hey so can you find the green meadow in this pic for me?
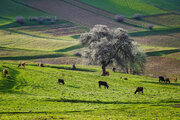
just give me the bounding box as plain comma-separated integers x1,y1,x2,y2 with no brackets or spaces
0,62,179,119
77,0,167,17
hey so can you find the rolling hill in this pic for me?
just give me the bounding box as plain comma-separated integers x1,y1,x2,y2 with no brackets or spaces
0,62,179,119
0,0,180,119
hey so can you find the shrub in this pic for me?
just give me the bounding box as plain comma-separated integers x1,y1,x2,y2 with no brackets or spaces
29,16,32,21
31,16,38,21
133,14,142,20
39,17,44,24
147,24,153,30
54,16,59,21
115,15,124,22
74,52,82,57
15,16,25,24
51,19,55,24
45,16,51,21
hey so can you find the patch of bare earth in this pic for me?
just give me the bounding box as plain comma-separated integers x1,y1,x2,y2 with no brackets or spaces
22,0,140,31
145,56,180,78
133,32,180,47
34,57,82,65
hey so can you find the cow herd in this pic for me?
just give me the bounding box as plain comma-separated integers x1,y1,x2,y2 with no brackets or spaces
1,62,178,95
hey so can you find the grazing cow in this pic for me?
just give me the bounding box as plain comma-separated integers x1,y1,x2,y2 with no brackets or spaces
98,81,109,89
72,64,76,70
3,69,8,77
105,71,109,76
159,76,165,83
124,78,128,80
134,87,143,94
174,77,177,83
165,78,170,84
39,63,44,67
18,62,25,69
112,67,116,72
58,79,65,85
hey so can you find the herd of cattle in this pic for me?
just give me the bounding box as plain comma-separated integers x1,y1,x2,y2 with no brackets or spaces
2,62,178,94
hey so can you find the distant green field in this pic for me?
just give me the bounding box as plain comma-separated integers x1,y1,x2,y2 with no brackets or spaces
141,0,180,12
0,0,47,25
0,62,179,119
143,14,180,28
0,30,78,51
0,0,72,28
77,0,167,17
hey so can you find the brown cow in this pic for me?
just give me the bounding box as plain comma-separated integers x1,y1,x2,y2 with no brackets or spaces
105,71,109,76
18,62,25,69
3,69,8,77
58,79,65,85
98,81,109,89
72,64,76,70
174,77,177,83
39,63,44,67
134,87,143,94
165,78,170,84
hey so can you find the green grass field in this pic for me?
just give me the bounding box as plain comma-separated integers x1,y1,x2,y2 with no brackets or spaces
0,0,48,25
141,0,180,12
0,62,179,119
77,0,167,17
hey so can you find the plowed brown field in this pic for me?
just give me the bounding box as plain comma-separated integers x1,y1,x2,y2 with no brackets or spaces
23,0,141,31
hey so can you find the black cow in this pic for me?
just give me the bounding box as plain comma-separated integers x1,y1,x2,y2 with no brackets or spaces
134,87,143,94
58,79,65,85
159,76,165,83
98,81,109,89
112,67,116,72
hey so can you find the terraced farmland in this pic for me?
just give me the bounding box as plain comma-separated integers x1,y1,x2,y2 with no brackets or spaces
0,0,180,119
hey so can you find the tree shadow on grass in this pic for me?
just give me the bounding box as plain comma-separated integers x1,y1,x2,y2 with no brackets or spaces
45,65,96,72
146,49,180,56
54,44,83,52
0,67,21,93
45,98,151,104
0,54,65,60
0,109,94,115
67,85,81,89
130,28,180,37
141,81,180,86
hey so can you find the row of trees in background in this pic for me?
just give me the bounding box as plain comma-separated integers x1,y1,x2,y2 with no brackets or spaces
80,25,146,76
115,13,154,30
15,16,59,25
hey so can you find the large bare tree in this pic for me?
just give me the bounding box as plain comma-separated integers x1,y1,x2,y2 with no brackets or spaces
80,25,146,76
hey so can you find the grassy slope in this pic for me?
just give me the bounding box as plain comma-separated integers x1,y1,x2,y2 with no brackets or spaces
77,0,167,17
141,0,180,12
0,62,179,119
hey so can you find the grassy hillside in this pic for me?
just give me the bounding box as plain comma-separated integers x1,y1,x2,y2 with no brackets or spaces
77,0,167,17
0,62,179,119
141,0,180,12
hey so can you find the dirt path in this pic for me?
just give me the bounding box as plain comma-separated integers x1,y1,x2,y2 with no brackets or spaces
22,0,141,31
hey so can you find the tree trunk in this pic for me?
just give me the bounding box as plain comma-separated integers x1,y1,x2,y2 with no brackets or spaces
101,64,106,76
126,67,129,74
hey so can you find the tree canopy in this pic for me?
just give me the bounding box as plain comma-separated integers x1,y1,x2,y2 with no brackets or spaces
80,25,146,75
